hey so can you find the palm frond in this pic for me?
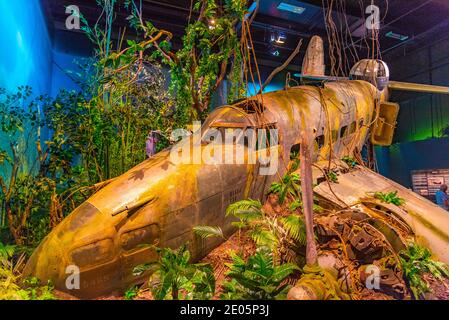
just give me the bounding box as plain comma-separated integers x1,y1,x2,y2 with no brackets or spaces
232,210,263,222
268,182,282,195
249,227,278,248
0,243,16,261
290,173,300,182
289,200,302,212
226,199,262,217
280,214,306,246
193,226,224,239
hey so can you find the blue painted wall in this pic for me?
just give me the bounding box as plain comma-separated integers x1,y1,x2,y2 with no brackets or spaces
51,50,84,96
0,0,53,95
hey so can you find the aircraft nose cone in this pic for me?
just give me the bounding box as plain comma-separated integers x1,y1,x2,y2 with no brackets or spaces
23,202,103,289
23,201,120,297
23,235,65,287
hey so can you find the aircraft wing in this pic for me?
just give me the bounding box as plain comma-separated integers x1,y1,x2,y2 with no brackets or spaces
314,166,449,263
388,81,449,95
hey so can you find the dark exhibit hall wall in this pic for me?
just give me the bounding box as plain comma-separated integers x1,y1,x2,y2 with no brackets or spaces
376,138,449,188
378,35,449,188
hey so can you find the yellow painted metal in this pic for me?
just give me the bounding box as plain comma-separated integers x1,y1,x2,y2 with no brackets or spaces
389,81,449,95
22,77,449,298
371,102,399,146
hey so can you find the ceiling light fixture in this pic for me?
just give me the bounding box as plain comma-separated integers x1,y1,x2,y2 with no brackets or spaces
277,2,306,15
269,46,281,57
386,31,409,41
270,32,286,44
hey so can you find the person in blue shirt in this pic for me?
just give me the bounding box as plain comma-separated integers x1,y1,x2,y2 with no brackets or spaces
435,184,449,210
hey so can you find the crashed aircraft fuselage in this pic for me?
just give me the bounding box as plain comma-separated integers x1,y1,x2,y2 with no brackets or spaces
23,79,449,298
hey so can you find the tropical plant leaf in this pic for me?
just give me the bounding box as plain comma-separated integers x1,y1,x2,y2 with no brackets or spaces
221,248,294,300
272,263,299,282
374,191,405,206
226,199,262,217
399,243,449,299
289,200,302,212
249,227,278,248
280,215,306,246
0,243,16,261
140,245,215,300
193,225,224,239
133,261,159,276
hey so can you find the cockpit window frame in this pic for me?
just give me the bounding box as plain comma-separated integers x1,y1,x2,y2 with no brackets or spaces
233,99,266,114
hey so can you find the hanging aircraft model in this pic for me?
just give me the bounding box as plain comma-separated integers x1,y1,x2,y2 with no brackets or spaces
23,36,449,298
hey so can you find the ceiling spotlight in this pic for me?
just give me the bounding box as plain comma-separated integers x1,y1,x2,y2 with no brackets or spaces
270,32,286,44
268,45,280,57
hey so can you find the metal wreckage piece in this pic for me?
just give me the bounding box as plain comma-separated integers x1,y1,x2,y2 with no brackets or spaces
23,36,449,298
312,186,409,299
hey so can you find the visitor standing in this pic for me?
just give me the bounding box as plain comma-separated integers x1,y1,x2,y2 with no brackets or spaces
435,184,449,210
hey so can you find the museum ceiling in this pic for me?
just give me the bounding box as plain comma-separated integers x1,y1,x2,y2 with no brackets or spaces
42,0,449,72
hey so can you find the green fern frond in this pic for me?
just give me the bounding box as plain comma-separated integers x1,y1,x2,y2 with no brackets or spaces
226,199,262,217
193,226,224,239
289,200,302,212
272,263,299,282
268,182,282,195
280,215,306,246
249,227,278,248
400,243,449,299
0,243,16,261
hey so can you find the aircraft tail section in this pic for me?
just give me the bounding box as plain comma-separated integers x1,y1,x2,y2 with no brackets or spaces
302,35,325,77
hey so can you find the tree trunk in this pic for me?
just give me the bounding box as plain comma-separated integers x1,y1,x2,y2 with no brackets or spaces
299,131,318,266
172,285,179,300
6,204,23,245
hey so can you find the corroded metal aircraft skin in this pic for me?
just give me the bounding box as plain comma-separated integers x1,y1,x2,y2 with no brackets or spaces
23,77,449,298
313,165,449,264
23,80,379,298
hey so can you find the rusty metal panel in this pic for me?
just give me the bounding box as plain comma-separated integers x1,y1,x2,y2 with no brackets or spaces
314,166,449,263
371,102,399,146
